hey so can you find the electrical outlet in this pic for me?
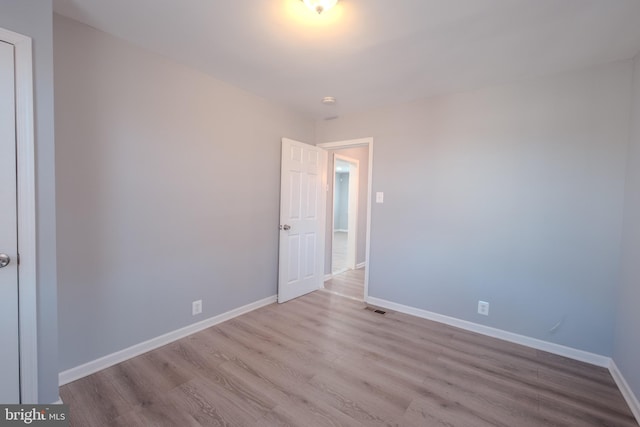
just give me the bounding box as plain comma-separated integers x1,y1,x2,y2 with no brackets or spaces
478,300,489,316
192,300,202,316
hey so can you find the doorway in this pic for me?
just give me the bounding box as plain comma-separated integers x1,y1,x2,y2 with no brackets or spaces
317,138,373,301
332,154,359,274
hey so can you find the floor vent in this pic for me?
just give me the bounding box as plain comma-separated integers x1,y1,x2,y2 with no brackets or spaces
365,306,386,315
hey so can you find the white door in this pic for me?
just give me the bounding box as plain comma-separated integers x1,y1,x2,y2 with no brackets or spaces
0,40,20,403
278,138,327,303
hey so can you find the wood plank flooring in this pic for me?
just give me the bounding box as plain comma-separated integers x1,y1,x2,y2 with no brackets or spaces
332,231,348,273
60,291,638,426
324,268,365,300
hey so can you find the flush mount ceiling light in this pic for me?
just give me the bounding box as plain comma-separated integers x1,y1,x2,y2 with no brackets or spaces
303,0,338,14
322,96,336,105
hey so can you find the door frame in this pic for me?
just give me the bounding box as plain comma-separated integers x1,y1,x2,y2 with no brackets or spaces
317,138,373,299
0,27,38,403
331,153,359,272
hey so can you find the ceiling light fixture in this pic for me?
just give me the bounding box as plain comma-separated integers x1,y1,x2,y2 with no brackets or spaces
322,96,336,105
303,0,338,14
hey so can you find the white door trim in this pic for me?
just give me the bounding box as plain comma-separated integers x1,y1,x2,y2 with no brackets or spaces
317,138,373,300
0,27,38,404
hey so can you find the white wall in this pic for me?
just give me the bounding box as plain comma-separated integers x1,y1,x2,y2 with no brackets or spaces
54,15,314,371
614,54,640,399
316,62,632,355
0,0,58,403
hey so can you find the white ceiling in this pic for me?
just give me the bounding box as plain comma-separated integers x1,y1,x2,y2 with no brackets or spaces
53,0,640,119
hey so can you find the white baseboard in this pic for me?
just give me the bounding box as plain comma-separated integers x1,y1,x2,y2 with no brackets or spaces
609,360,640,424
52,398,63,404
59,295,277,386
356,262,366,269
324,273,332,282
366,296,610,368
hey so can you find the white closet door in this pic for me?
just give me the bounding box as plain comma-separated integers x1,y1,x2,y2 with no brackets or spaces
0,39,20,404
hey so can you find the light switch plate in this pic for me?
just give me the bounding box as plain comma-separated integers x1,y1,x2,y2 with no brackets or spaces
478,301,489,316
376,192,384,203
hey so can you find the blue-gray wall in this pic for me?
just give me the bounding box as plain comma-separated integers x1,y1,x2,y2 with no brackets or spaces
0,0,58,403
614,54,640,399
54,15,314,371
316,62,632,356
334,172,349,230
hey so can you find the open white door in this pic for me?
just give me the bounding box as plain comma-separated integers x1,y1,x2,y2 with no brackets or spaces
278,138,327,303
0,40,20,403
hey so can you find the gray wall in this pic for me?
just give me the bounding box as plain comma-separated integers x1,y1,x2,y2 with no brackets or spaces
0,0,58,403
334,172,349,230
324,146,370,274
316,62,632,356
614,54,640,398
54,15,314,371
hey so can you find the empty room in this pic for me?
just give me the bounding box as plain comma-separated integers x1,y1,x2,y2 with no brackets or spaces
2,0,640,425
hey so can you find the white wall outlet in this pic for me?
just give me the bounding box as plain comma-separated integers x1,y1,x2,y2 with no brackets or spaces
478,300,489,316
376,192,384,203
192,300,202,316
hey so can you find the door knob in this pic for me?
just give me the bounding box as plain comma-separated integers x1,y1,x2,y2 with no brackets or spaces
0,253,10,268
280,224,291,231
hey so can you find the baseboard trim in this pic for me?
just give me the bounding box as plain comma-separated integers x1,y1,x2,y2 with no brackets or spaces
356,262,366,269
609,360,640,424
324,273,332,282
366,296,610,368
52,398,63,405
59,295,277,386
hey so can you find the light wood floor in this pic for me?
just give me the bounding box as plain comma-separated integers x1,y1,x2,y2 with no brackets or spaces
60,291,638,426
332,231,348,273
324,268,365,300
